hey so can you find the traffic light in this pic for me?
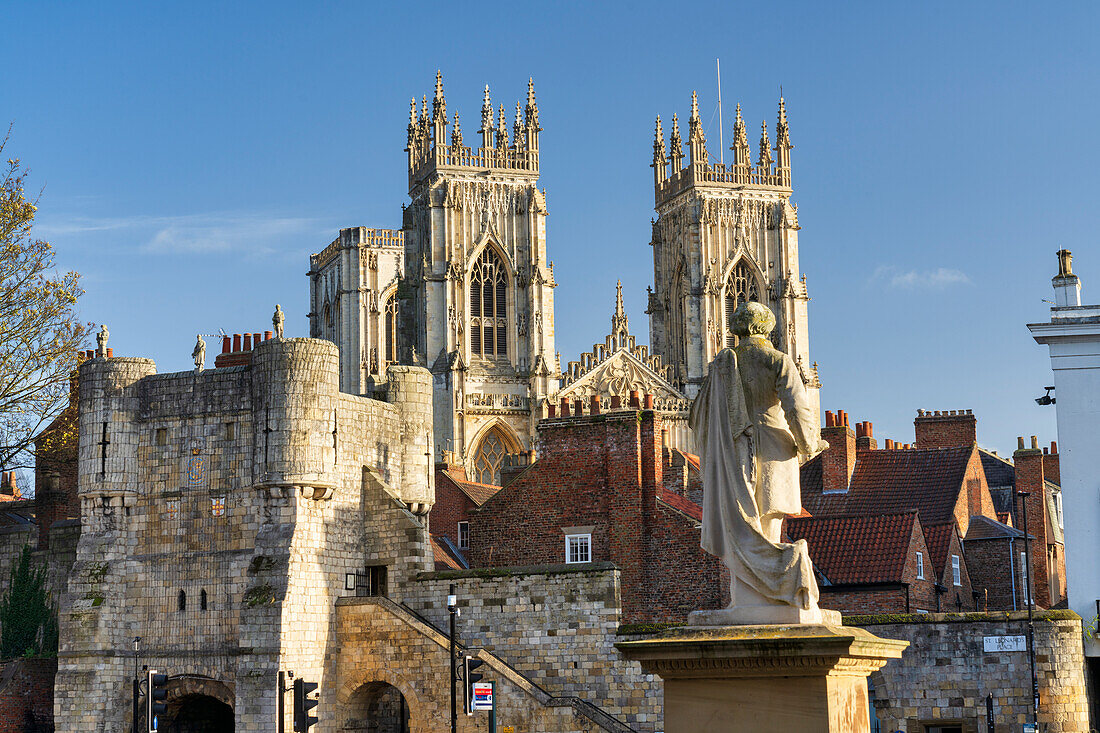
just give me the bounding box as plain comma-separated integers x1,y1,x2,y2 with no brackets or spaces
463,655,484,715
146,669,168,732
293,678,319,731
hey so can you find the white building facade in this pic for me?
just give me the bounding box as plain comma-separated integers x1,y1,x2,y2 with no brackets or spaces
1029,250,1100,655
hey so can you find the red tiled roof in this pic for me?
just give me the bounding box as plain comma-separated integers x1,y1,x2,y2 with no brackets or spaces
431,535,466,570
922,523,957,575
801,446,974,526
785,512,919,585
657,488,702,521
435,470,503,507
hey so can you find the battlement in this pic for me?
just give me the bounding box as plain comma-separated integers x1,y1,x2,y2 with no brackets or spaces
407,72,541,188
653,92,793,207
310,227,404,272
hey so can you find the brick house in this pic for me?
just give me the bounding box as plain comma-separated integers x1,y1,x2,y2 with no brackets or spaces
429,455,503,566
466,406,724,622
785,512,944,614
801,408,1065,612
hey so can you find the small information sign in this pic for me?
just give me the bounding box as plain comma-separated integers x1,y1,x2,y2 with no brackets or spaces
502,727,515,733
1024,724,1037,733
471,682,494,711
983,635,1026,652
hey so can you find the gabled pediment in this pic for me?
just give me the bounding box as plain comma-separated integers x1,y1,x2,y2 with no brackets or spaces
558,349,689,412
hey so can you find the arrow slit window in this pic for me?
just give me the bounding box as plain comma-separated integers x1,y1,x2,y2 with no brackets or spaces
470,248,508,358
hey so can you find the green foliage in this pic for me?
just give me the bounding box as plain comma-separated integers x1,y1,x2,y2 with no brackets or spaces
844,609,1080,626
244,584,276,607
0,545,57,658
616,622,686,635
0,129,91,472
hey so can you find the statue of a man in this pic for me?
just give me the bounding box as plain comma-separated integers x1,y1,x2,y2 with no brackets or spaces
192,335,206,372
688,301,834,625
96,325,109,357
273,304,285,339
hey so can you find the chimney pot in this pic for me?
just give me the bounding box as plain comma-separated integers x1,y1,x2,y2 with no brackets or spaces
644,393,654,410
264,330,273,341
610,395,622,409
560,396,571,418
253,333,261,347
106,348,113,358
222,336,231,354
825,411,835,428
1031,435,1039,450
865,421,874,438
1051,441,1058,454
243,333,252,351
574,397,584,416
1017,436,1025,450
233,334,241,352
547,404,556,418
629,390,640,409
590,395,601,415
885,438,895,449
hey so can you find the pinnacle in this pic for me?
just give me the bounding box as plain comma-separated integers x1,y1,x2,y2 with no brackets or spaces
434,70,444,100
483,84,491,108
690,90,699,119
527,77,535,106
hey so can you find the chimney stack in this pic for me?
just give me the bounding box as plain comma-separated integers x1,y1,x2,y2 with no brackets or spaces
914,408,977,449
856,421,878,451
820,409,856,493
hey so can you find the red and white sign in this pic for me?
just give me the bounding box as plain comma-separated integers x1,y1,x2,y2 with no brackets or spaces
471,682,494,711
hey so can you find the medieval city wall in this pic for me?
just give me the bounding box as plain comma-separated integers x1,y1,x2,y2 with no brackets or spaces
400,564,663,732
854,611,1089,732
54,341,435,732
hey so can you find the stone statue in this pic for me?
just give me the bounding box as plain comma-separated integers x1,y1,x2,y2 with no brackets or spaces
192,335,206,372
273,304,285,339
96,325,109,357
687,301,835,625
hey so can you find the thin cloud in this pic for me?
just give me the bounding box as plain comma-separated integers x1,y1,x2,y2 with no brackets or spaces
36,212,330,257
870,265,971,290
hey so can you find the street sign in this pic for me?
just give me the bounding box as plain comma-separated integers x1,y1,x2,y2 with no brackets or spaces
501,727,515,733
983,635,1026,652
1023,724,1037,733
471,682,494,711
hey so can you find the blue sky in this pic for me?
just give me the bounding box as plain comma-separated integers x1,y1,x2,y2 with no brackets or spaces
5,1,1094,455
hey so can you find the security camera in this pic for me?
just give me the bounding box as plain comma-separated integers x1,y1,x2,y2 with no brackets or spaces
1035,386,1056,406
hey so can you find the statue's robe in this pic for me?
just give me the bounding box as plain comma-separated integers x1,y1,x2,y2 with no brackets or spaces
688,340,820,609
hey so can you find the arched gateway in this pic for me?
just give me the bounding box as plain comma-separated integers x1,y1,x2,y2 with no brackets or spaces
344,680,411,732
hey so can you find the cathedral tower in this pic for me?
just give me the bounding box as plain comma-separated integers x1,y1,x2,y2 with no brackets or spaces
648,93,819,409
402,73,558,482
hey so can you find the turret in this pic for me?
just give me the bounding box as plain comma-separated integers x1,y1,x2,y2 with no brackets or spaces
652,115,668,186
669,113,684,172
431,70,447,155
775,96,792,186
732,103,751,181
512,101,523,151
496,103,509,150
524,78,541,153
758,119,773,172
688,91,708,166
479,85,494,150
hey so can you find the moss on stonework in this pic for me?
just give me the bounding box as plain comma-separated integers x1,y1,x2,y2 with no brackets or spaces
844,609,1080,626
248,556,280,574
83,592,105,607
616,622,686,635
244,585,276,607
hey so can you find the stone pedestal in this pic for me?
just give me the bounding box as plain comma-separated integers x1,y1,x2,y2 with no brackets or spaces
616,624,907,733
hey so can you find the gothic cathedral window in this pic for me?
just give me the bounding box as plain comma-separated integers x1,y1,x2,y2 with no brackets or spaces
470,248,508,358
383,295,399,371
472,426,509,485
725,261,761,347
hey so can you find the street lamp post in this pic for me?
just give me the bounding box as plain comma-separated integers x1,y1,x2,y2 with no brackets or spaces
1017,491,1039,728
448,584,458,733
132,636,141,733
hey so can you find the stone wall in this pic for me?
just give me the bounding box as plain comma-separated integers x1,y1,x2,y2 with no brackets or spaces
335,596,626,733
54,341,434,732
853,611,1089,732
400,564,662,732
